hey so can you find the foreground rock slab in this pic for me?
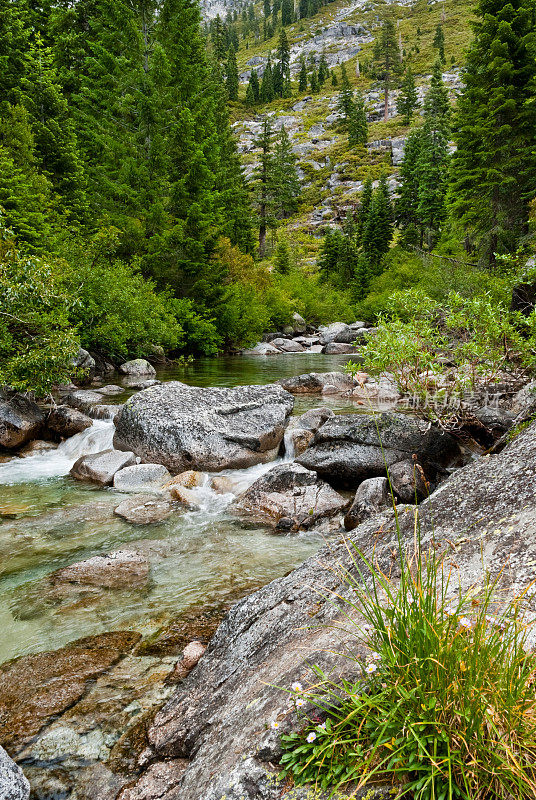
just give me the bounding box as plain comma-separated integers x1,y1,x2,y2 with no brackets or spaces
113,463,171,493
114,495,175,524
123,419,536,799
297,411,460,486
114,382,294,472
50,550,149,590
0,746,29,800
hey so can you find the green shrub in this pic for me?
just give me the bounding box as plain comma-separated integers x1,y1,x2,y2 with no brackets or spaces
279,527,536,799
0,223,79,395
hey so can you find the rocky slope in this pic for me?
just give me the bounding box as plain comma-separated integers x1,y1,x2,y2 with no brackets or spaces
111,416,536,799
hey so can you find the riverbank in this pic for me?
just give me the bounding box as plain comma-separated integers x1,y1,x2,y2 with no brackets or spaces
1,349,535,799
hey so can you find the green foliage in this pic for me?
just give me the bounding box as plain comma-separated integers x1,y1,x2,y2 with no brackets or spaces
226,45,239,100
448,0,536,265
0,222,79,395
280,530,536,798
397,66,419,124
348,93,368,146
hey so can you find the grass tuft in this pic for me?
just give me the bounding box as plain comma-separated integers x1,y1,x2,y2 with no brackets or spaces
279,526,536,799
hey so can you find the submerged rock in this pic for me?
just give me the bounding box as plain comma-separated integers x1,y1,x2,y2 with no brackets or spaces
47,405,93,437
0,631,140,752
0,394,44,449
118,359,156,377
297,412,460,487
0,746,30,800
241,342,280,356
63,389,104,415
50,550,149,590
323,342,359,355
70,449,136,485
18,440,57,457
235,462,347,529
113,382,294,473
114,495,174,524
164,471,205,490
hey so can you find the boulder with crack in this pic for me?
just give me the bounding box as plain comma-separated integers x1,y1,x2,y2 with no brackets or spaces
235,462,347,530
113,382,294,472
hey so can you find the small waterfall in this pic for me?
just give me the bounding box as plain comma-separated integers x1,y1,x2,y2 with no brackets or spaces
283,427,296,461
0,419,115,485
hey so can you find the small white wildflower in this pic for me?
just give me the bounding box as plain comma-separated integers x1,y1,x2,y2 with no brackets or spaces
459,616,472,629
270,720,280,730
370,651,381,661
295,697,306,707
444,607,455,616
365,663,377,674
291,681,303,693
306,732,317,743
362,624,373,633
318,722,326,730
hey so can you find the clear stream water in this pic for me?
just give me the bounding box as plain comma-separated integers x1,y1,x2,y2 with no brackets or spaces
0,354,366,664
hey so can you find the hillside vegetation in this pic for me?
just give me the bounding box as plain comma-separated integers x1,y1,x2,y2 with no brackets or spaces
1,0,536,397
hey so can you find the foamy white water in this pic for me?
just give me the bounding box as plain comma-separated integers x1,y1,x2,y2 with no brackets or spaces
0,419,115,484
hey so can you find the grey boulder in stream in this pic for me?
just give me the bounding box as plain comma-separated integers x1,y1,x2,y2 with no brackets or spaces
113,382,294,473
0,746,29,800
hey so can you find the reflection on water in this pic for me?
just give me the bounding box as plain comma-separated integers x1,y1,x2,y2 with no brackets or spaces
0,352,362,664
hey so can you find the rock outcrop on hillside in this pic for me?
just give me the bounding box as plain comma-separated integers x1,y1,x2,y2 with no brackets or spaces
120,420,536,800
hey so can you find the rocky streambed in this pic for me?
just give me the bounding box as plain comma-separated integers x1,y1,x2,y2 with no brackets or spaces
1,346,535,799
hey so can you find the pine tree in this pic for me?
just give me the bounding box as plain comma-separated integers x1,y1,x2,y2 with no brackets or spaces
356,177,373,244
272,124,300,218
226,45,239,100
211,15,227,61
348,92,368,146
245,80,256,105
298,56,308,92
397,67,419,125
260,59,275,102
249,68,260,101
0,103,53,247
424,60,450,120
337,63,354,120
331,70,338,87
318,51,329,85
362,175,393,265
373,16,402,122
274,237,291,273
309,66,319,92
277,28,291,96
264,0,271,17
395,129,423,234
19,33,86,219
0,0,29,106
272,61,283,97
281,0,293,25
252,118,274,257
433,23,446,64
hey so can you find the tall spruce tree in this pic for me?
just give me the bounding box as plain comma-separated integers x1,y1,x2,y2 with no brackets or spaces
449,0,536,264
260,58,275,102
272,125,300,218
433,23,446,63
357,177,373,244
373,16,402,122
226,45,239,100
337,63,354,120
397,67,419,125
298,57,308,91
348,92,368,146
277,28,291,96
281,0,293,25
252,118,274,257
362,175,393,266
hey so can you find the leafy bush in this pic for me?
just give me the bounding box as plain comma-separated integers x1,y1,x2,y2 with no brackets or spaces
59,229,188,359
351,286,532,417
279,527,536,799
0,223,79,394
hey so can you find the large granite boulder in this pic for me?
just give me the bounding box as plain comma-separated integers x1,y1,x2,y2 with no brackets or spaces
118,359,156,377
344,476,390,530
113,383,294,473
0,746,30,800
0,394,44,449
297,412,461,487
235,463,347,529
46,405,93,438
122,418,536,800
114,495,175,524
70,449,136,485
